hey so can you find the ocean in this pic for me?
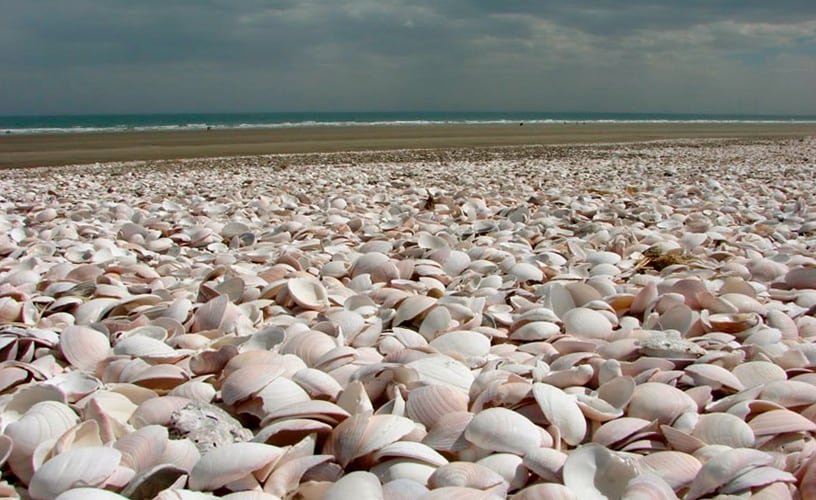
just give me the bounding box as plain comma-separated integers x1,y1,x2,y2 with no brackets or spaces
2,111,816,135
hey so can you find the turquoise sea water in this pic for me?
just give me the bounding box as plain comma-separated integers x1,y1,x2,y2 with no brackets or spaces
2,111,816,135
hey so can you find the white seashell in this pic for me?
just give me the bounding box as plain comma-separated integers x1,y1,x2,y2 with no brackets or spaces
562,444,638,500
621,472,677,500
287,277,329,311
329,413,417,467
427,461,507,494
465,407,543,455
406,384,470,429
731,361,787,389
718,466,796,494
749,408,816,436
187,442,283,491
690,413,754,448
54,488,129,500
476,453,528,491
381,478,429,500
510,483,578,500
627,382,697,425
685,448,773,500
561,308,612,339
429,330,491,359
638,450,701,491
113,424,169,473
522,447,567,482
531,383,586,446
29,446,122,500
323,470,383,500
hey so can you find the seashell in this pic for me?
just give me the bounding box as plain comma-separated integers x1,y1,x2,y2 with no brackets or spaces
328,413,417,467
759,380,816,408
29,446,122,500
475,453,528,491
523,447,567,483
5,400,80,483
260,399,350,426
422,411,473,453
286,277,329,311
130,396,192,428
406,384,470,429
113,424,169,474
627,382,697,425
592,417,654,449
54,488,129,500
685,448,773,500
392,295,437,327
465,407,544,455
718,465,796,494
382,478,430,500
373,441,448,467
690,413,755,448
291,368,344,400
749,408,816,436
784,266,816,289
322,470,383,500
561,308,612,339
220,364,285,406
704,312,760,333
428,461,507,494
531,383,586,446
160,438,201,472
187,442,284,491
684,363,745,393
509,262,543,282
429,330,490,360
638,450,701,490
732,361,787,389
510,483,578,500
562,444,638,500
262,453,334,497
120,463,188,500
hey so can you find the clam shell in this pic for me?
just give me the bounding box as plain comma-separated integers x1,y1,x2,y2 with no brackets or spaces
749,408,816,436
323,470,383,500
627,382,697,425
691,413,755,448
531,383,586,446
465,407,544,455
638,450,701,490
562,444,638,500
187,442,283,491
427,461,507,493
685,448,773,500
58,325,111,371
29,446,122,500
287,277,329,311
406,384,470,429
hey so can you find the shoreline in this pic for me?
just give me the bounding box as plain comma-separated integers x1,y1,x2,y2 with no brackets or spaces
2,122,816,169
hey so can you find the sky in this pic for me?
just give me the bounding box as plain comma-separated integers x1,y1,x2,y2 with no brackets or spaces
1,1,815,116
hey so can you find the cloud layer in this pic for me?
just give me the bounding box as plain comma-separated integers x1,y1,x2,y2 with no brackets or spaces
2,1,815,114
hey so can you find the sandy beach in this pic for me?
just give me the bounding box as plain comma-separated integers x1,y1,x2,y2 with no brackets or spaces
3,135,816,497
2,122,816,168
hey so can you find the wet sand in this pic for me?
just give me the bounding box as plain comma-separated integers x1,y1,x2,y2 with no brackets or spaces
2,122,815,168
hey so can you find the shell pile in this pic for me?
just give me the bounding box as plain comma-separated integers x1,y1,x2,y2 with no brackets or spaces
1,137,816,499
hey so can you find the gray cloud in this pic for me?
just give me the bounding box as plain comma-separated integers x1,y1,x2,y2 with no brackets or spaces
1,0,814,114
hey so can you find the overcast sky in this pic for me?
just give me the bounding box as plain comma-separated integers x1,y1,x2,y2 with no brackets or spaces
2,1,815,115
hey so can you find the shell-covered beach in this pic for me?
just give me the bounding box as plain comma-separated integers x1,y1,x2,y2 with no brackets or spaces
3,136,816,499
